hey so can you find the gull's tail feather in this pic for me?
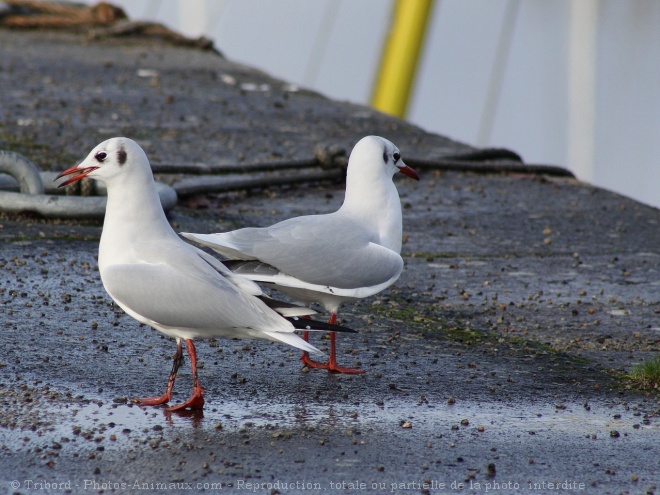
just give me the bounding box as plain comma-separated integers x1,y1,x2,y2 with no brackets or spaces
263,331,324,356
286,316,357,333
257,295,316,317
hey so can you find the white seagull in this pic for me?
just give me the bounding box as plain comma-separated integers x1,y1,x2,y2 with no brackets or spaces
56,137,355,411
182,135,419,374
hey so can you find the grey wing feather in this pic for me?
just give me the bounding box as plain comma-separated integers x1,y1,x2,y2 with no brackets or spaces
189,214,403,289
100,241,287,332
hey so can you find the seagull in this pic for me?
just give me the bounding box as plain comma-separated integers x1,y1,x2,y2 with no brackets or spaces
182,135,419,374
55,137,355,411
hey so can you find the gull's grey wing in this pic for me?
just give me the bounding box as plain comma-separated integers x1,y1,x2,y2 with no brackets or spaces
183,213,404,290
100,240,291,334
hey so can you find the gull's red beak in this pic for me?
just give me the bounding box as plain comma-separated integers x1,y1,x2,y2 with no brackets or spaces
56,165,99,187
397,164,420,181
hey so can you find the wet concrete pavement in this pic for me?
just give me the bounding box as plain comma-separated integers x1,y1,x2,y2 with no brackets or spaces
1,28,659,495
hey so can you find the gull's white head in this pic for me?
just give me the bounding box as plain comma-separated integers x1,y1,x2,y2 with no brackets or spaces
56,137,150,187
349,136,419,181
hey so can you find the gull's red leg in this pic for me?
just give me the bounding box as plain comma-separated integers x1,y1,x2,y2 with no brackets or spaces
300,314,328,370
301,329,330,370
300,313,364,374
132,338,184,406
300,313,333,370
168,339,205,411
325,313,364,374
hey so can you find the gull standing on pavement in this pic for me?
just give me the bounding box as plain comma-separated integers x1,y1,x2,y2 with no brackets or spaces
183,136,419,374
56,137,355,411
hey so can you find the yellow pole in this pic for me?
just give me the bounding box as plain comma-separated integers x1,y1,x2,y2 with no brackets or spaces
371,0,435,118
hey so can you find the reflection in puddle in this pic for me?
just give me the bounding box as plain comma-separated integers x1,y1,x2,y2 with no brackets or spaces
2,397,655,455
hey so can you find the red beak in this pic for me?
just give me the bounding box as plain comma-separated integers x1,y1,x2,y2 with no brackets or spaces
398,164,420,181
55,165,99,187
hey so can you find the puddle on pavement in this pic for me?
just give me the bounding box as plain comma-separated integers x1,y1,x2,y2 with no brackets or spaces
2,396,655,455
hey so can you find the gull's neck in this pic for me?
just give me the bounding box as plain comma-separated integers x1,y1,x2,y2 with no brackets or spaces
340,169,403,253
98,172,175,270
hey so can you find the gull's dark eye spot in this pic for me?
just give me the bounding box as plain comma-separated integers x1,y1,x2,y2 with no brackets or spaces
117,146,127,165
393,152,401,163
95,151,107,163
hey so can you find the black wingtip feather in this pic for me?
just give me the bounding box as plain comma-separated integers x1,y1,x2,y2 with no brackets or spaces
286,317,357,334
257,295,307,312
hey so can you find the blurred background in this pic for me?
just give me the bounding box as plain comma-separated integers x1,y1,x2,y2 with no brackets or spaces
79,0,660,209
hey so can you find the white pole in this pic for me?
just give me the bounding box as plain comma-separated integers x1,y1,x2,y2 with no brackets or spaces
476,0,520,148
568,0,598,181
178,0,208,38
303,0,342,88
